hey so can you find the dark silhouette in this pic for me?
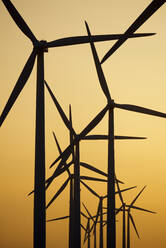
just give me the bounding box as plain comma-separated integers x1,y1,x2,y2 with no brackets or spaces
44,78,163,248
81,180,137,248
82,203,96,248
46,132,108,248
0,1,156,247
43,83,154,248
101,0,165,64
83,135,147,140
117,184,156,248
47,212,90,247
85,21,166,248
1,1,164,247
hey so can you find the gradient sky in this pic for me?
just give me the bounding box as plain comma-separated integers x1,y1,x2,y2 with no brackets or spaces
0,0,166,247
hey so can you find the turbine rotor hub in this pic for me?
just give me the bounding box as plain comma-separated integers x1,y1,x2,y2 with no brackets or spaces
34,40,48,53
108,99,115,109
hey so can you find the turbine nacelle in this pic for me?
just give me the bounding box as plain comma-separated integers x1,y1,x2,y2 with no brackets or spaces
108,99,115,108
34,40,48,53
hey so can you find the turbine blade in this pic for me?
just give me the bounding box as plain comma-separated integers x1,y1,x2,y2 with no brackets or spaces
85,21,111,102
0,49,36,126
78,104,109,139
129,205,156,214
115,186,137,195
130,186,146,206
83,134,108,140
46,33,156,48
115,103,166,119
80,162,108,177
52,131,71,176
83,134,147,140
2,0,37,43
81,223,87,232
82,202,94,221
115,205,123,215
83,219,89,244
28,160,72,196
47,215,69,222
90,202,101,235
80,175,107,182
81,211,88,219
46,160,73,189
27,189,34,196
50,104,109,168
114,135,147,140
45,81,77,137
46,177,70,209
103,185,134,199
52,132,62,154
101,0,165,63
94,200,101,230
50,143,73,168
129,213,140,239
81,180,100,198
115,180,124,204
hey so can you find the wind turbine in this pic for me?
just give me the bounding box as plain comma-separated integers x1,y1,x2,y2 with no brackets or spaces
101,0,166,64
46,131,109,246
82,203,96,248
81,180,137,248
45,80,147,183
81,181,106,248
0,1,161,247
49,132,75,248
46,170,107,246
43,81,148,248
117,183,156,248
84,21,166,248
1,0,153,247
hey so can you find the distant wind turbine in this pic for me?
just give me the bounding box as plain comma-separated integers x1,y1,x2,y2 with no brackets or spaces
46,132,108,248
116,181,156,248
81,180,137,248
82,203,96,248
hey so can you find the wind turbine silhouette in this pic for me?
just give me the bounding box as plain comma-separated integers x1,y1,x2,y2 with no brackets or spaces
46,126,137,248
44,100,109,248
116,182,156,248
45,80,147,181
43,81,149,247
46,131,109,247
101,0,166,64
82,203,96,248
81,180,137,248
47,132,75,248
46,172,106,247
1,0,154,247
84,21,166,248
0,1,162,247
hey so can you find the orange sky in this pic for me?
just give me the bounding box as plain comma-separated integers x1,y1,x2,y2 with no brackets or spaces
0,0,166,247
